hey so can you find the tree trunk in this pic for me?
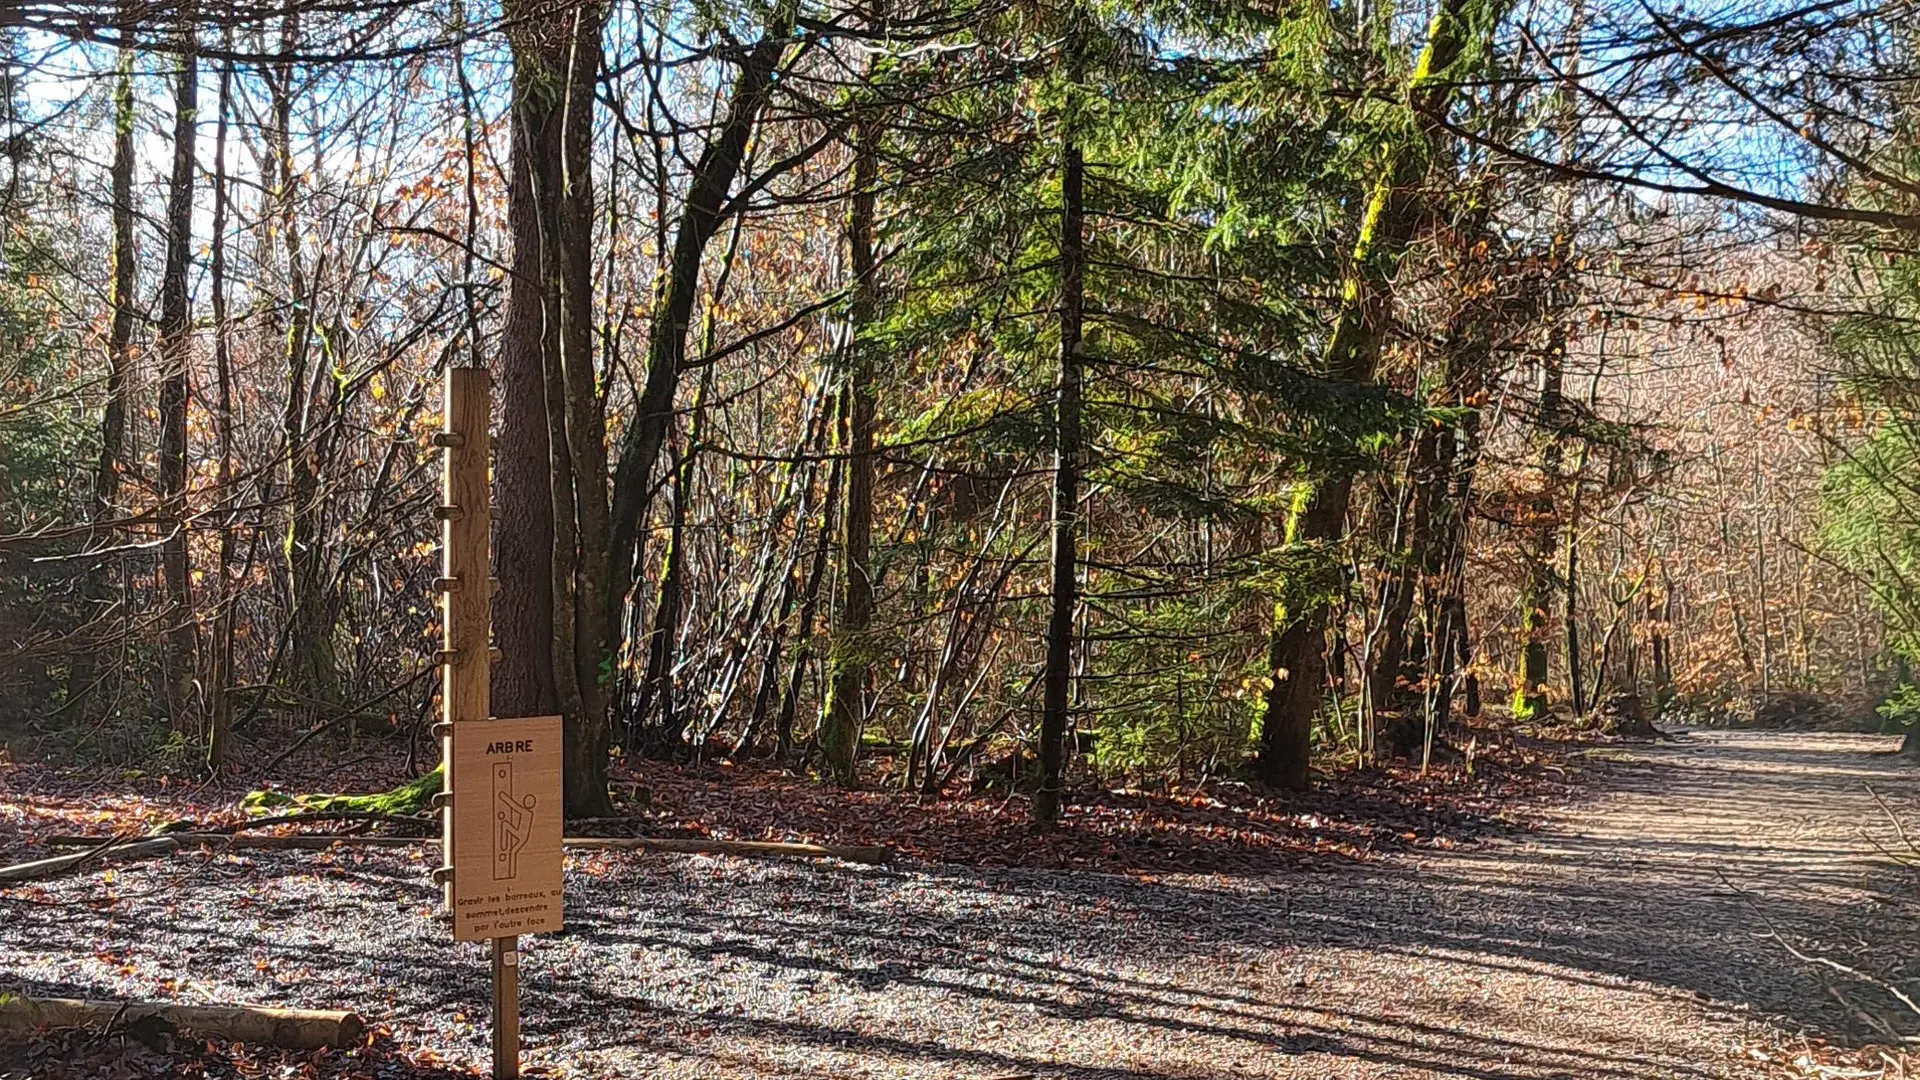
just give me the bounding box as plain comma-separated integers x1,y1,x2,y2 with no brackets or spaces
492,106,561,728
269,16,339,711
207,51,235,769
1564,521,1583,716
1033,122,1085,828
607,11,793,668
1563,440,1585,717
1369,428,1435,717
1649,561,1674,706
783,450,842,761
1255,0,1485,789
1514,328,1565,721
497,0,613,817
821,91,881,784
72,25,136,709
1754,461,1772,704
1425,350,1486,732
1257,473,1357,790
634,431,689,752
156,18,199,736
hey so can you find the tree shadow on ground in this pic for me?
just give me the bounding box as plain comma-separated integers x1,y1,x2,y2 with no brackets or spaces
3,730,1914,1079
605,730,1575,875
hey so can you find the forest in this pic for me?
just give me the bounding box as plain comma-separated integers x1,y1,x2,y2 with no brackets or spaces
1,0,1919,1076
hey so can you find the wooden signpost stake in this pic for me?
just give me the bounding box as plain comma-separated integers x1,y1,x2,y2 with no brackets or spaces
436,368,563,1080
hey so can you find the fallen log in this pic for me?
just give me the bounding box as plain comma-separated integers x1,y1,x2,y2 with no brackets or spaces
38,833,894,864
205,810,436,834
0,838,181,885
0,996,363,1050
563,837,894,865
42,833,422,850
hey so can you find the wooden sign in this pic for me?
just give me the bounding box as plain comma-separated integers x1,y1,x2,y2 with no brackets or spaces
449,715,565,942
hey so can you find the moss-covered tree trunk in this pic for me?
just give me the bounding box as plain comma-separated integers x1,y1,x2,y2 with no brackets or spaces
821,68,882,784
1256,0,1497,788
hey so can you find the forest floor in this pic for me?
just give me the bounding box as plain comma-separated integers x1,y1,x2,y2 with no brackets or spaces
2,728,1917,1079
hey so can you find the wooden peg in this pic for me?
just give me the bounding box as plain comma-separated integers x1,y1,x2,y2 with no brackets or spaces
434,576,462,594
432,431,465,449
433,505,464,522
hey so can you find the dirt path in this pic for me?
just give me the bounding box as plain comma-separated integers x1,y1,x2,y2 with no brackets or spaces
4,730,1916,1079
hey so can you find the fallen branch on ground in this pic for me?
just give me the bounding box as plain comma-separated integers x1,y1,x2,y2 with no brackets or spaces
25,833,893,866
0,837,182,885
0,995,363,1050
1865,785,1920,866
53,833,428,850
562,836,892,864
203,810,436,834
1721,869,1920,1045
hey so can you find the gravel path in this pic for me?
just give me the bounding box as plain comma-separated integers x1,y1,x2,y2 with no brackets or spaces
4,729,1916,1078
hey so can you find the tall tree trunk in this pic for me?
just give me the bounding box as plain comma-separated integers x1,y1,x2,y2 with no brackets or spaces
72,25,136,709
1563,441,1585,716
206,51,235,769
493,90,560,733
1368,428,1435,722
1514,329,1564,720
1033,123,1085,829
269,15,338,710
782,451,842,761
607,10,793,666
1429,408,1482,726
497,0,613,816
1517,4,1584,722
821,84,882,785
156,18,199,736
1379,189,1501,743
1255,0,1489,789
634,415,693,754
1754,461,1772,704
1649,560,1674,706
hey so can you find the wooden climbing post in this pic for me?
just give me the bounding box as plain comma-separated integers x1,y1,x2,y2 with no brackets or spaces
435,367,563,1080
492,937,519,1076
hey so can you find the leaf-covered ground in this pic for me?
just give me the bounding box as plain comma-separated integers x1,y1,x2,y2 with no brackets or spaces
0,725,1572,876
3,731,1915,1079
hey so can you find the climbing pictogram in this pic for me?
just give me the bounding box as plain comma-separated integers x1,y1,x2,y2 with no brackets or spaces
492,761,535,880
